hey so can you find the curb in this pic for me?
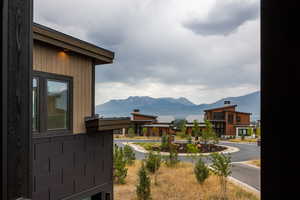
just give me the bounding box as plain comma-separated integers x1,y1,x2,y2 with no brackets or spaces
227,176,260,197
125,142,240,156
206,165,260,197
232,161,260,169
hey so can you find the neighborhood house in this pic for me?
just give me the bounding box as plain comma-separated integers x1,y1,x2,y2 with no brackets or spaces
204,101,253,138
32,23,130,200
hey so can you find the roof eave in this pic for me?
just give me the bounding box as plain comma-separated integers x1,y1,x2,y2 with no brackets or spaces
33,23,114,65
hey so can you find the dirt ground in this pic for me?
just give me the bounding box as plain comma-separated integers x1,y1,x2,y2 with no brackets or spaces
114,161,260,200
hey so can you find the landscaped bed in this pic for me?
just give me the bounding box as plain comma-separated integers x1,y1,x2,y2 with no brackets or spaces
114,160,260,200
133,142,227,153
227,138,258,143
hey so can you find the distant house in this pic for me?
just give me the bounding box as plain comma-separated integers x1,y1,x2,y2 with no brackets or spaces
185,115,207,135
204,101,253,137
143,115,175,136
130,109,157,136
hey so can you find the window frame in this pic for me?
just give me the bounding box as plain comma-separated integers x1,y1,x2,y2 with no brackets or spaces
33,71,73,136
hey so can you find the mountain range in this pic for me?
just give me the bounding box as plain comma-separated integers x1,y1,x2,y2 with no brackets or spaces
95,91,260,121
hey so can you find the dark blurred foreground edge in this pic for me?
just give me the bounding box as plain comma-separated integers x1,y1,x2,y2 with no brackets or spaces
262,0,298,199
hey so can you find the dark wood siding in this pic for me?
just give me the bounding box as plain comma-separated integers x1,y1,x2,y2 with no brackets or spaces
32,132,113,200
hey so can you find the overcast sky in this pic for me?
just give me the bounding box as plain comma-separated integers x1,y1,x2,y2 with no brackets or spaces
34,0,260,105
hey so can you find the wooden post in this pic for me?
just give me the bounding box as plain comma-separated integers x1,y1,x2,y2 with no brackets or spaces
1,0,33,199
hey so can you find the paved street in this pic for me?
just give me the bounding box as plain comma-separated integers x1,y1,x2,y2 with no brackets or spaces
114,139,261,191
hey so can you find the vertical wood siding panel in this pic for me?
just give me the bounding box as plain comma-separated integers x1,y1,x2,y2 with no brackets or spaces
33,43,92,134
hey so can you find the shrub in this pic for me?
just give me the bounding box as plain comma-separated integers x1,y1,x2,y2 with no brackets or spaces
161,134,169,150
124,144,136,165
145,151,162,185
177,132,187,139
164,146,180,167
209,153,232,199
194,157,210,184
187,135,192,144
187,143,200,163
145,151,162,174
113,145,128,184
136,162,151,200
128,127,135,138
186,143,199,154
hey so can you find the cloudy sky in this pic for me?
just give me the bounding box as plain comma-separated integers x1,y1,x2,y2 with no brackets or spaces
34,0,260,105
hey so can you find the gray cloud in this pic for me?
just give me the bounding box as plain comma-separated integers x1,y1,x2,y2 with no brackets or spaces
183,0,259,36
34,0,260,104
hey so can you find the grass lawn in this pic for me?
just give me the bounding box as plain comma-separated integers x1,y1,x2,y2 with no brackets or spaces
245,160,261,167
114,161,260,200
227,138,258,143
132,142,161,151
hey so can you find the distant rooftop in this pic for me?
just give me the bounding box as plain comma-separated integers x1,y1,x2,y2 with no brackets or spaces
157,115,175,123
204,104,237,112
186,115,204,123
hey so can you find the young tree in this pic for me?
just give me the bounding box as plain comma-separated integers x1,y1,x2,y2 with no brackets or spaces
124,144,136,165
202,120,218,151
113,145,128,184
136,162,151,200
256,127,261,138
209,153,232,199
186,143,200,163
161,133,169,151
142,127,148,136
145,151,162,185
164,146,180,167
128,127,135,138
194,157,210,185
247,127,253,137
192,120,201,138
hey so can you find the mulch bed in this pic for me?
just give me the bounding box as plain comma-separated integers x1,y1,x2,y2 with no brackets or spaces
151,142,227,153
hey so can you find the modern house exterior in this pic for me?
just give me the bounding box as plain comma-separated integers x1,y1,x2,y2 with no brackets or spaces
143,115,175,136
32,23,128,200
185,115,207,135
130,109,157,136
204,101,253,137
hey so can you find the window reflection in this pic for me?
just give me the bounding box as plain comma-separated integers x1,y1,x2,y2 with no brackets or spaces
47,80,69,130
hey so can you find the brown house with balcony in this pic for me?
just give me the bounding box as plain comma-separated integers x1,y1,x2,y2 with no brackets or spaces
204,101,252,137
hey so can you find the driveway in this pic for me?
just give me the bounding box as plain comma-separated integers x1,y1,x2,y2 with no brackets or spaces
114,139,261,191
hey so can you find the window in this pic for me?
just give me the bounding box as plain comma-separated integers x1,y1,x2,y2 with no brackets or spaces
32,71,73,135
228,114,233,124
47,80,69,130
237,116,241,123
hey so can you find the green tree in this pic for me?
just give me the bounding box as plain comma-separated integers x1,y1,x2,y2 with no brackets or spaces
194,157,210,184
145,151,162,185
164,146,180,167
256,127,261,138
128,127,135,138
192,120,201,137
161,133,169,150
142,127,148,136
186,143,200,163
202,120,218,151
124,144,136,165
209,153,232,199
136,162,151,200
247,127,253,137
113,145,128,184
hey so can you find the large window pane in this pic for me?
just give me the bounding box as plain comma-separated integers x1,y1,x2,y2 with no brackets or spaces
33,78,38,131
47,80,69,130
